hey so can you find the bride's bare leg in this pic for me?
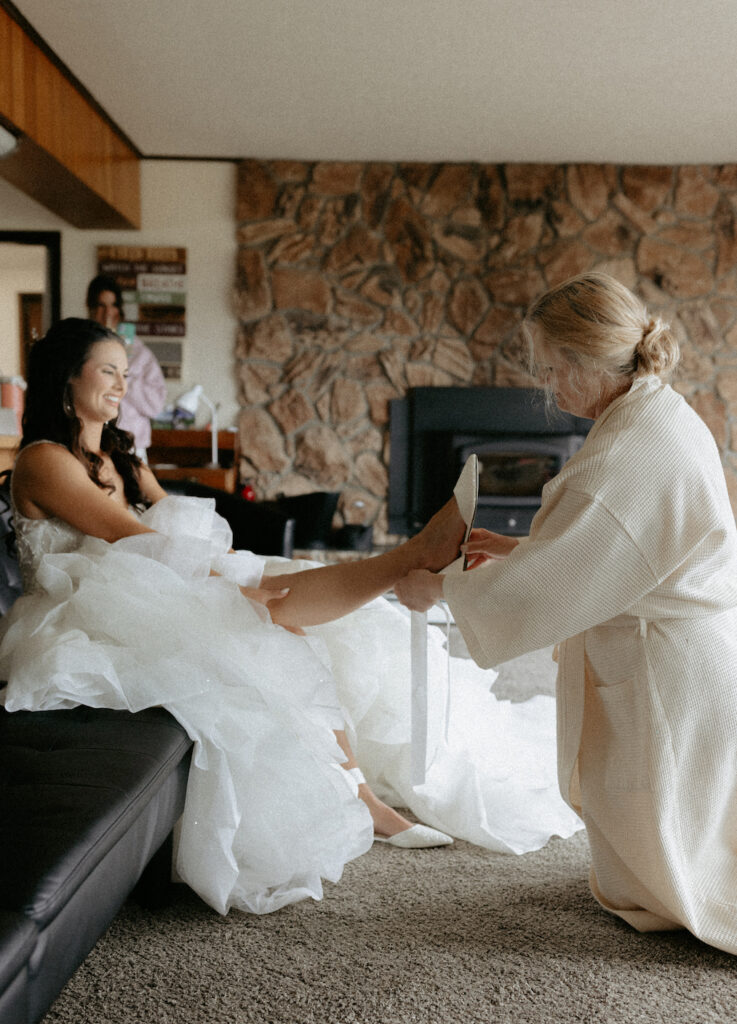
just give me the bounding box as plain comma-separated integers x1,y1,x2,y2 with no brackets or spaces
335,730,414,838
260,496,465,628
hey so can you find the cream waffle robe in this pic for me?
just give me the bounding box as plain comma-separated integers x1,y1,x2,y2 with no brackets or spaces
444,374,737,954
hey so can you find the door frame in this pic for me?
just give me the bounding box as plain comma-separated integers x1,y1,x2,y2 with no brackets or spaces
0,230,61,327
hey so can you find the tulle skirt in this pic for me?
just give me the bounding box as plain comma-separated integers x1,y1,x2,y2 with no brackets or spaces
297,583,581,855
0,497,581,915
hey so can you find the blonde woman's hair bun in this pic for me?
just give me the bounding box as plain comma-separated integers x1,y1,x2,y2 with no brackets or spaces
635,315,680,378
524,272,681,387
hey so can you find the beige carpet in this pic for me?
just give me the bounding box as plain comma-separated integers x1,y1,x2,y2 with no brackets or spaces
43,647,737,1024
43,831,737,1024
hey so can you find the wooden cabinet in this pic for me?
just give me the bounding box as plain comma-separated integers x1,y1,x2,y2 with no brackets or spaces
148,428,240,493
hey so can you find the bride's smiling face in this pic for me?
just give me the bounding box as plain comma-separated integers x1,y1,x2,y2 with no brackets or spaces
69,339,128,425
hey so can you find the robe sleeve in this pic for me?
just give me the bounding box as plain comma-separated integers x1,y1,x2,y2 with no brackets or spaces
125,344,167,419
443,487,658,668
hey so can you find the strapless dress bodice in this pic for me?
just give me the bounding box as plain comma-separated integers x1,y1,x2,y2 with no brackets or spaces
13,510,87,593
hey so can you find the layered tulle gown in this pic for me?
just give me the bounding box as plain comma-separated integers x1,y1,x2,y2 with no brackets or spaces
0,495,581,914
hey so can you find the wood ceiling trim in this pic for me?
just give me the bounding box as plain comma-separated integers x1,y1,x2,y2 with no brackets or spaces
0,5,141,228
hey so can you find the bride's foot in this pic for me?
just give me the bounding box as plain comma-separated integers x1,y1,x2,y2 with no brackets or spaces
345,767,453,848
370,800,452,849
410,455,478,573
410,497,466,573
370,801,417,839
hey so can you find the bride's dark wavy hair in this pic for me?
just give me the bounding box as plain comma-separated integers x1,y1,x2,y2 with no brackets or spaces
21,318,148,509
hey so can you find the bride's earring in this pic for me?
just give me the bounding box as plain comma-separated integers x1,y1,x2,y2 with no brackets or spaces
63,392,75,419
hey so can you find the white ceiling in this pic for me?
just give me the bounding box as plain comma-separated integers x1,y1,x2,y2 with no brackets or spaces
13,0,737,164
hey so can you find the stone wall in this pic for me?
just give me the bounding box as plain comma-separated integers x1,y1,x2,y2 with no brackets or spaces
235,160,737,541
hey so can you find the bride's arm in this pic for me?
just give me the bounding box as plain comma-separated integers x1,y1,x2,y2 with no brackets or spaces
13,444,154,541
137,463,170,504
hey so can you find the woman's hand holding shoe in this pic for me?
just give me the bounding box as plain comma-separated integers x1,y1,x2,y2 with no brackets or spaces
462,529,520,569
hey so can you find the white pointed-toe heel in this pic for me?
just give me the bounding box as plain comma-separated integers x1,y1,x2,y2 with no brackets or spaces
374,824,454,848
455,452,479,539
443,453,479,575
344,768,454,848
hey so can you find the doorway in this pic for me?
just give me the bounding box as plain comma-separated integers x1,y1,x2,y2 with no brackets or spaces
18,292,43,378
0,231,61,377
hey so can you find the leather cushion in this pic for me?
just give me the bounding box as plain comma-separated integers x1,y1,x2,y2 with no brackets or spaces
0,910,37,993
0,706,192,927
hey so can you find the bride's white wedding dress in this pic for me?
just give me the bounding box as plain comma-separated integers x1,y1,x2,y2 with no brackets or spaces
0,494,581,915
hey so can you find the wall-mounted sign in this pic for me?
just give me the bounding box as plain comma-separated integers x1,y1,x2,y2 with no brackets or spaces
96,245,186,378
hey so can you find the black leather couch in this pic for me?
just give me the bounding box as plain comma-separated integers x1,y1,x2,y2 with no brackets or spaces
0,482,193,1024
0,707,192,1024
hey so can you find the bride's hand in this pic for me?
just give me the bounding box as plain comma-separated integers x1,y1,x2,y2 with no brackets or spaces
462,529,520,569
239,585,306,635
393,569,444,612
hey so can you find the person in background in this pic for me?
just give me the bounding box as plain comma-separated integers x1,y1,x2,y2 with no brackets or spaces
86,274,167,461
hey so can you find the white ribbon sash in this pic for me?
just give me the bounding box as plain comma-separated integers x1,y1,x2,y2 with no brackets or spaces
410,455,478,786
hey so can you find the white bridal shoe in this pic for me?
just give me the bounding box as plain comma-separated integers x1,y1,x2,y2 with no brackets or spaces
345,768,453,848
455,452,479,544
444,453,479,574
374,824,454,849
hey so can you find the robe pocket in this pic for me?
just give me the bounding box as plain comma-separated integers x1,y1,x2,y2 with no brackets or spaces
594,678,651,794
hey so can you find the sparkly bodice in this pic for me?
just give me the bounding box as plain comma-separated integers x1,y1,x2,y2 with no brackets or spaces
13,510,87,594
10,440,89,593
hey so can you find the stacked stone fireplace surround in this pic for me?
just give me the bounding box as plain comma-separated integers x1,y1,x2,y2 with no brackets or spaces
236,160,737,544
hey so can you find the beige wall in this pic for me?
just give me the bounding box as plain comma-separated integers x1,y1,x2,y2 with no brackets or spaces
0,160,240,426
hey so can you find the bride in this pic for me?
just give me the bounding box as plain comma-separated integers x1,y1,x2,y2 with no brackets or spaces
0,318,581,915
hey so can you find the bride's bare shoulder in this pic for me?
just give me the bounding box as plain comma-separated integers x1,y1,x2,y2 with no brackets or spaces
14,441,77,476
13,442,86,517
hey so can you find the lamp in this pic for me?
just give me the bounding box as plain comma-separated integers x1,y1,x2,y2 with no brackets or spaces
175,384,219,467
0,124,19,158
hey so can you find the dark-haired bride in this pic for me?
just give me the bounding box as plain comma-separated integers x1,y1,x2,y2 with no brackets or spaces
0,318,580,915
